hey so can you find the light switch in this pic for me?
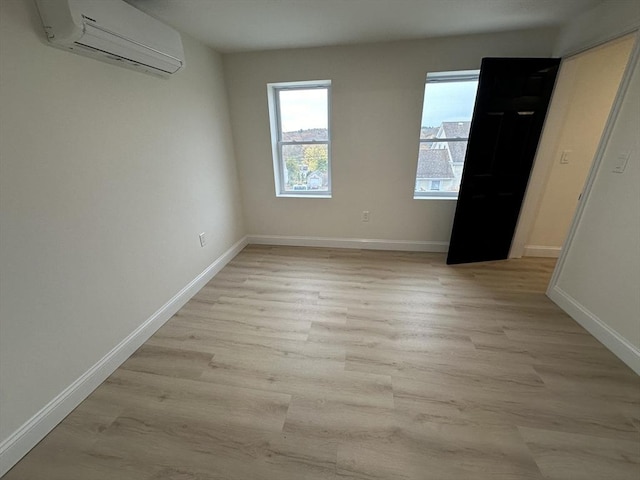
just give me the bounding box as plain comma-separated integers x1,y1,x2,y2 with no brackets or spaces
560,150,571,164
612,152,630,174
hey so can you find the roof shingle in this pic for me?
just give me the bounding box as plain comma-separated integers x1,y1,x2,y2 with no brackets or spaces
416,146,454,179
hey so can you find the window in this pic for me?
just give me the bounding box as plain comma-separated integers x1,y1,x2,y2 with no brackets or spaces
414,70,479,199
267,80,331,197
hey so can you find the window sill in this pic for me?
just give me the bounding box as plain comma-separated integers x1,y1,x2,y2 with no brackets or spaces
277,193,332,199
413,195,458,200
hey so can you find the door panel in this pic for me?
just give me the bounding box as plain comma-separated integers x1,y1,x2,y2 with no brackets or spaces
447,58,560,265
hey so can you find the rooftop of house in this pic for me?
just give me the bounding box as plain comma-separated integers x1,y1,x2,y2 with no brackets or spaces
437,122,470,164
416,147,454,179
440,121,471,139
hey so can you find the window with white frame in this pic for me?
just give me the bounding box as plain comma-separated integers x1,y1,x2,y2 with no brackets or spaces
414,70,479,199
267,80,331,197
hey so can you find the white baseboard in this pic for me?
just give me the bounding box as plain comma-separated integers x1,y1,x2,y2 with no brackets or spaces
523,245,562,258
246,234,449,252
0,236,248,477
548,285,640,374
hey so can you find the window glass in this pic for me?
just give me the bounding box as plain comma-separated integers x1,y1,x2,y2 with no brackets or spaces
268,82,331,196
279,89,328,141
415,71,479,198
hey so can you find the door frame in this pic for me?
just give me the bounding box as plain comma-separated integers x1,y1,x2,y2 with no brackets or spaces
546,34,640,374
509,29,640,259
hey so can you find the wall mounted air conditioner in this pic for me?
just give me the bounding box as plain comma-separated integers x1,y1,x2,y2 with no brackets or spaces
35,0,185,77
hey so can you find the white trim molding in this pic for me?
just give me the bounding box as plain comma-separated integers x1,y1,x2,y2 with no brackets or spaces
246,234,449,252
523,245,562,258
0,236,249,477
548,286,640,375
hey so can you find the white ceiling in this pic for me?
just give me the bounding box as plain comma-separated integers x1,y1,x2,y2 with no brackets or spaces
126,0,604,53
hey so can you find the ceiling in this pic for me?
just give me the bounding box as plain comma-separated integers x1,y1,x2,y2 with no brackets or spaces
126,0,604,53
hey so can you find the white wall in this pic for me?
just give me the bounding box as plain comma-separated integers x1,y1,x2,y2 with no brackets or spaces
523,34,634,256
223,29,557,245
0,0,243,451
548,39,640,372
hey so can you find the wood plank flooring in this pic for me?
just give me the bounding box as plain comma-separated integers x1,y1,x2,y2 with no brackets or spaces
5,245,639,479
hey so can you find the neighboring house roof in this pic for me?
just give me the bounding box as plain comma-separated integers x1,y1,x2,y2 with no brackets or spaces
436,121,470,164
448,141,467,164
416,147,454,179
440,121,470,139
420,126,439,139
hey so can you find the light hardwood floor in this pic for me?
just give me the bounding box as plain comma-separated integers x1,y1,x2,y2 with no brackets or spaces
5,245,639,479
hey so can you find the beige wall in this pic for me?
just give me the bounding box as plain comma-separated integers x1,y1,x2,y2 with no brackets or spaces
223,29,557,243
525,35,634,253
0,0,244,442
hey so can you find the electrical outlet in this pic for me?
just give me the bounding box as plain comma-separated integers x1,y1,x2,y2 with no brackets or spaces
199,232,207,247
361,210,370,222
